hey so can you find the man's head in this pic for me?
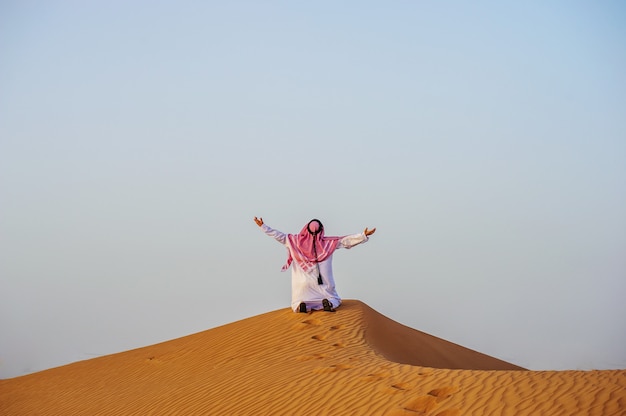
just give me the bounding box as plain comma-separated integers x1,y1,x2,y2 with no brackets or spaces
306,219,323,235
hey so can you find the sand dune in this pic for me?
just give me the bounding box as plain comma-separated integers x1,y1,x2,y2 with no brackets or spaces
1,300,624,415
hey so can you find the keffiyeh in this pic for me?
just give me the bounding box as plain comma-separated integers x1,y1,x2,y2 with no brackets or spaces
282,219,343,273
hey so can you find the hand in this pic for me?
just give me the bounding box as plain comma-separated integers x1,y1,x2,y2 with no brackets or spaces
254,216,264,227
364,227,376,236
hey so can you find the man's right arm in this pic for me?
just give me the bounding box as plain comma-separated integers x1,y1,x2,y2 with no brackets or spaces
255,217,287,245
261,224,287,245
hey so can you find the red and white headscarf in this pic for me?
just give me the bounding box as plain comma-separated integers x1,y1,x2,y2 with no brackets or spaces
282,219,343,273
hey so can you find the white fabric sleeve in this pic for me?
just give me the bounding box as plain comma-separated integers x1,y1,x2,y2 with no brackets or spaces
338,232,369,249
261,224,287,245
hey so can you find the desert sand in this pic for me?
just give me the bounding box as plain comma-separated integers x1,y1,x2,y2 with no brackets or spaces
1,300,624,415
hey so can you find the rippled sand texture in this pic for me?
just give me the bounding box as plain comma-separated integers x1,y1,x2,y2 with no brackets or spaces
1,300,624,415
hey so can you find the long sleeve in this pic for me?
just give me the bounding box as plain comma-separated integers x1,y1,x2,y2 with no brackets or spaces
260,224,287,245
338,232,369,249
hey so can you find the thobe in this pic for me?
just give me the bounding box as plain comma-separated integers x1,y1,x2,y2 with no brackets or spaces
261,224,369,312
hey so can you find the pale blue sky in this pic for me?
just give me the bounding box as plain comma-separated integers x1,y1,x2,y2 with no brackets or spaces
1,1,625,378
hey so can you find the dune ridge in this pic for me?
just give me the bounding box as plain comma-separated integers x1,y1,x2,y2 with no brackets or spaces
1,300,624,415
360,302,526,370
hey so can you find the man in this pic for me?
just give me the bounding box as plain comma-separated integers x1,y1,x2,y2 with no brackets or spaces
254,217,376,313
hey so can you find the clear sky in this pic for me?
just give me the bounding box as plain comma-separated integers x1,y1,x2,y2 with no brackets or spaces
1,1,625,378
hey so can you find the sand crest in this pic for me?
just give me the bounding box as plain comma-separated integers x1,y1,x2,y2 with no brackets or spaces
1,300,624,415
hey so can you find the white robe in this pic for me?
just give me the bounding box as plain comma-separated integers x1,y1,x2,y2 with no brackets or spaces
261,224,369,311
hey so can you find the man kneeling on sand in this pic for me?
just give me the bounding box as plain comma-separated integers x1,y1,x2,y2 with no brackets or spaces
254,217,375,313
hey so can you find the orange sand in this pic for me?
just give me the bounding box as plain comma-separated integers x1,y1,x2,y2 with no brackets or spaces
1,300,624,415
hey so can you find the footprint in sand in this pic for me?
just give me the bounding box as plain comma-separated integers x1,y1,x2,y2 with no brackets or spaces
403,395,441,413
391,382,412,391
360,371,391,383
296,353,329,362
390,385,459,415
379,386,407,395
387,408,460,416
377,382,413,396
292,318,323,331
428,386,458,400
311,334,328,341
329,324,344,330
312,363,353,374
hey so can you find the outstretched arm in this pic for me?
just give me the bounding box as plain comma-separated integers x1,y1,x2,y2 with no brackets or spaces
254,216,286,244
339,226,376,249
